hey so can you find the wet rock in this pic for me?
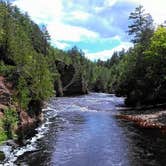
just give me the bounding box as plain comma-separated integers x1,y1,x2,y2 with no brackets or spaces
5,140,18,149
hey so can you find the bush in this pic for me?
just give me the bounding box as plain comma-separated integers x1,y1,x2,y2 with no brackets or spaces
3,107,18,139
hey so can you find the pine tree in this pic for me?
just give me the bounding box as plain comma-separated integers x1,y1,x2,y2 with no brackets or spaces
128,5,154,45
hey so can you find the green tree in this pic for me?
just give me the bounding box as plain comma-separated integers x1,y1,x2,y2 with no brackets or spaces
128,5,154,45
144,26,166,104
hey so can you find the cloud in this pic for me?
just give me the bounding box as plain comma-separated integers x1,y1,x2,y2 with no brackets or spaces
104,0,117,7
13,0,62,23
69,11,91,21
63,0,137,40
51,40,70,50
139,0,166,24
124,0,166,24
86,42,133,61
47,21,99,42
13,0,99,49
12,0,166,60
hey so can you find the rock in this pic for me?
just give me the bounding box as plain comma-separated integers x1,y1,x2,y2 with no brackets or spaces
55,60,75,87
54,77,63,97
5,139,18,148
63,72,88,96
55,60,88,96
19,111,35,126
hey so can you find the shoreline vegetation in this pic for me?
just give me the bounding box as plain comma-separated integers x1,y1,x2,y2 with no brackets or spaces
0,0,166,154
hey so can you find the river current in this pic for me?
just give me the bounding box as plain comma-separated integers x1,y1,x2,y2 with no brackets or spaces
1,93,166,166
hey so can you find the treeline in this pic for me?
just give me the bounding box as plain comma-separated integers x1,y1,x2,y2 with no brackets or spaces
0,0,110,137
97,6,166,107
0,1,166,141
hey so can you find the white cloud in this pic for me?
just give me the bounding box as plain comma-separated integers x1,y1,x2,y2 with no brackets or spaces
51,40,70,50
47,21,99,42
140,0,166,24
85,42,133,61
94,0,117,13
13,0,99,46
13,0,166,60
124,0,166,24
70,11,91,21
13,0,62,23
104,0,117,7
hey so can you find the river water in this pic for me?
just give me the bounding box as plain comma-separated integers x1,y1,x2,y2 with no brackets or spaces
1,93,166,166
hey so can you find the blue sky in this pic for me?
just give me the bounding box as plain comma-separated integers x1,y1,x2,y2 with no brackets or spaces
12,0,166,61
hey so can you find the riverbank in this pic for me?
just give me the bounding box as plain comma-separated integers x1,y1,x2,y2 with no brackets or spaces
117,107,166,132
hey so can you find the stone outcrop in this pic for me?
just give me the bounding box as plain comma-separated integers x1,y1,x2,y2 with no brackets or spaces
54,77,63,97
55,61,88,96
19,111,36,127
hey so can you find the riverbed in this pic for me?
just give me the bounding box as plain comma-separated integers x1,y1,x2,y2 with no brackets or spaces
1,93,166,166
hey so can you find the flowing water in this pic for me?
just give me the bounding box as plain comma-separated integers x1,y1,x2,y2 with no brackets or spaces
1,93,166,166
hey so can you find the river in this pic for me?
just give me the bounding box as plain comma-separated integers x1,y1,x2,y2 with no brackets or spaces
1,93,166,166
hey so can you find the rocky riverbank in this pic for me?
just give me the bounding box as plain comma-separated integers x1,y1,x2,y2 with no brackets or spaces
0,76,43,143
0,65,88,144
117,109,166,132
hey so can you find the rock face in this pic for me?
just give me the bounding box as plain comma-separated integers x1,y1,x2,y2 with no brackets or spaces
55,61,88,96
0,76,42,133
54,77,63,97
19,111,35,126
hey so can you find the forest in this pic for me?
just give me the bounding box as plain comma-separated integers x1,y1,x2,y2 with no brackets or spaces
0,1,166,143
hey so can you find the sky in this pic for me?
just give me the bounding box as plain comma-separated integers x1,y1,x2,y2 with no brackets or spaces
12,0,166,61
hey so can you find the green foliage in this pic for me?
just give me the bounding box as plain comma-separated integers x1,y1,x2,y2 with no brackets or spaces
16,76,31,110
0,1,54,112
1,1,165,110
0,120,7,143
0,1,118,101
107,9,166,106
1,107,18,140
128,5,154,45
29,53,54,101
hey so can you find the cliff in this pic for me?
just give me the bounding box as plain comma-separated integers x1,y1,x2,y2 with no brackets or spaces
0,76,42,142
55,61,88,96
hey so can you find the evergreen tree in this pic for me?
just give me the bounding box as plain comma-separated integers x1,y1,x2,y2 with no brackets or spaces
128,5,154,45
